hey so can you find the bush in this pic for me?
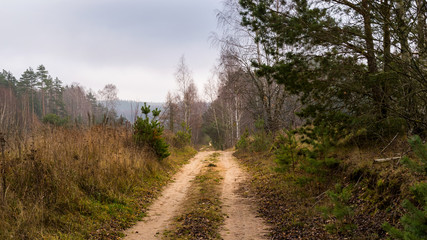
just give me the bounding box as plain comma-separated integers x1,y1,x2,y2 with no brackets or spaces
235,130,249,151
133,103,170,160
297,125,341,179
251,131,272,152
173,123,192,148
42,113,68,126
320,184,355,234
250,119,273,152
383,135,427,239
234,120,273,153
274,130,299,171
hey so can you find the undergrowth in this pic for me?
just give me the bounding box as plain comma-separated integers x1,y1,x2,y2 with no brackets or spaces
0,126,196,239
383,135,427,239
234,130,418,239
234,150,333,239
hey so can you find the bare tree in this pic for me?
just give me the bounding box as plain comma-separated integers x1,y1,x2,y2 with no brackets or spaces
164,55,207,145
187,85,206,144
63,83,92,125
161,91,179,132
214,0,301,132
204,75,221,144
98,84,118,121
175,55,195,129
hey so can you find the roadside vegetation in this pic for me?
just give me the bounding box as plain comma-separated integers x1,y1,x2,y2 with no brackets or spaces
0,122,195,239
234,128,426,239
164,152,225,240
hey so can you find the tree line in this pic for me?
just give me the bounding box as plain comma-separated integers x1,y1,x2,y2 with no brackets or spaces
0,65,120,136
3,0,426,148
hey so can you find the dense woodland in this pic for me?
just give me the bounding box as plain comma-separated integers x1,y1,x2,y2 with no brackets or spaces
0,66,124,133
161,0,426,146
201,0,426,144
0,0,426,239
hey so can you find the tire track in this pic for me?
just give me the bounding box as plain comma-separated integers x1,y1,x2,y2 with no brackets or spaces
124,151,214,240
219,151,269,240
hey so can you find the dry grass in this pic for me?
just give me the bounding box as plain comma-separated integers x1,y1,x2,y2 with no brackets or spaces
0,126,196,239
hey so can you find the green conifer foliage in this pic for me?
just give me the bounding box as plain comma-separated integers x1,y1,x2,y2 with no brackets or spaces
383,136,427,239
320,184,355,234
274,130,299,171
133,103,170,160
42,113,68,126
173,123,192,148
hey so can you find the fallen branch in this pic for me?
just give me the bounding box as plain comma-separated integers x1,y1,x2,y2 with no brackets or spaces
374,156,401,163
380,133,399,155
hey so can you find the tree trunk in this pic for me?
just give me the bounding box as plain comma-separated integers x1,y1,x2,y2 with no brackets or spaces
416,0,426,56
41,83,45,118
169,104,174,132
396,0,415,131
235,95,240,141
382,0,391,116
31,91,34,124
362,0,384,118
382,0,391,72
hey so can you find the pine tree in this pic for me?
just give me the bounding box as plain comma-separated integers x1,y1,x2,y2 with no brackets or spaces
238,0,427,137
52,77,65,116
36,65,49,117
134,103,170,160
18,68,37,124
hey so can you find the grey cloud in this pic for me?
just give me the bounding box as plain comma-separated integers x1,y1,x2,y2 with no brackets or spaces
0,0,222,101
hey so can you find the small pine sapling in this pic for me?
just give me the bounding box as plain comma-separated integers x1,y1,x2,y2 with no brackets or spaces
251,119,272,152
173,122,192,148
320,184,355,234
236,130,249,151
274,130,299,171
134,103,170,160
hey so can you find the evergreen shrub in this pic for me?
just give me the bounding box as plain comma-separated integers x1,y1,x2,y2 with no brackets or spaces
320,184,355,234
42,113,68,126
274,130,299,171
133,103,170,160
173,123,192,148
250,119,272,152
236,130,249,151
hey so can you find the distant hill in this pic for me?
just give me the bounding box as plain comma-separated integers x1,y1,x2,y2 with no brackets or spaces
115,100,164,123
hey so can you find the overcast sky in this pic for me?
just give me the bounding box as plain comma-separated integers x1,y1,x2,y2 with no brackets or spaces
0,0,222,102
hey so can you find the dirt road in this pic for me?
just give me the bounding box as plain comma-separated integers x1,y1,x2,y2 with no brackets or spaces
220,151,269,240
123,151,268,239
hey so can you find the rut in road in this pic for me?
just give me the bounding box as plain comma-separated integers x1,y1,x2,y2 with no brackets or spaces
219,151,269,240
123,150,269,239
124,151,214,240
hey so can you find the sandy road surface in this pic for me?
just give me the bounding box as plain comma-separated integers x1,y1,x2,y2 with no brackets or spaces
219,151,269,240
123,150,268,240
124,151,214,240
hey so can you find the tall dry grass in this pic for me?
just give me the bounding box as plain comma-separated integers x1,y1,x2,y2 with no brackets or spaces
0,126,194,239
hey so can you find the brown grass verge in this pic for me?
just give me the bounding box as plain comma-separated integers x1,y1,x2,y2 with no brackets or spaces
0,126,196,239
